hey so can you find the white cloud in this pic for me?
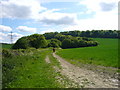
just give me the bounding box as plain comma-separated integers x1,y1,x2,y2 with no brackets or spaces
40,29,55,34
0,0,78,25
38,9,78,25
78,0,118,17
12,33,23,43
0,32,23,43
79,0,118,13
0,0,47,19
63,16,117,31
0,32,7,41
2,32,23,43
8,32,23,38
64,10,118,31
0,0,118,32
100,2,116,11
16,26,37,33
68,0,118,31
0,25,12,32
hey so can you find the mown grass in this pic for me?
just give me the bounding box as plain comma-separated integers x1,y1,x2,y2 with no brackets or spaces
57,38,119,68
2,49,64,88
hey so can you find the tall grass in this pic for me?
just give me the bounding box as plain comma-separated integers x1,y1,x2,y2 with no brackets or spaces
2,49,63,88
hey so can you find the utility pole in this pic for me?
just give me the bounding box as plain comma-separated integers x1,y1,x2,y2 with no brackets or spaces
9,31,13,44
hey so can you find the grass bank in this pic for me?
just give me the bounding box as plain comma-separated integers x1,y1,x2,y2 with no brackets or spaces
2,48,64,88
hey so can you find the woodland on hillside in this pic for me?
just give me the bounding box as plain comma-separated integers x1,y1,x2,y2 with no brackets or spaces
12,30,119,49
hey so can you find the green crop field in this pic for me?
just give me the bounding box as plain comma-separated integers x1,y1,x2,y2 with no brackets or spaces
2,44,13,49
57,38,119,68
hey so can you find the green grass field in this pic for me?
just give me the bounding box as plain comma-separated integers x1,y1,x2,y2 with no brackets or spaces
2,44,13,49
57,38,118,68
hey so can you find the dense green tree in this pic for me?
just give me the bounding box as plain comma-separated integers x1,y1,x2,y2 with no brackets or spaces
60,30,119,38
44,32,58,39
48,39,61,48
70,38,79,48
12,37,29,49
44,30,118,39
48,41,59,48
61,39,72,49
13,29,108,49
54,34,66,41
29,34,47,49
60,31,69,35
78,40,87,47
12,34,47,49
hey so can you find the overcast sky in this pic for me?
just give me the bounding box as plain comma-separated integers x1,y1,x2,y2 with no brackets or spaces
0,0,119,43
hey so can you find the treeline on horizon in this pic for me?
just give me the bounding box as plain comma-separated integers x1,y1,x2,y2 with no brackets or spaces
12,33,99,49
11,30,119,49
44,30,119,39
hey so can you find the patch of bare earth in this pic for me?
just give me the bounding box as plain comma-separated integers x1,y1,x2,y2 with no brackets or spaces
53,53,119,88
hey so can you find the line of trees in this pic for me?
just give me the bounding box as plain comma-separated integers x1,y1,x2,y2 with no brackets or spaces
12,33,98,49
44,30,119,39
12,30,119,49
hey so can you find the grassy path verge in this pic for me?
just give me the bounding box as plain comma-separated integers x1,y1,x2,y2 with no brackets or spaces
2,48,64,88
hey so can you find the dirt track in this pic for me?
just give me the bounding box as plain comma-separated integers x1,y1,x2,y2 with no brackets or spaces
53,53,118,88
45,56,51,63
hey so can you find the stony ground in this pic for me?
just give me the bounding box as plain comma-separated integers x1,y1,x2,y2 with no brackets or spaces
52,53,119,88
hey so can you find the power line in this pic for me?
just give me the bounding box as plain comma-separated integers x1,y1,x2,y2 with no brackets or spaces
8,31,13,44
